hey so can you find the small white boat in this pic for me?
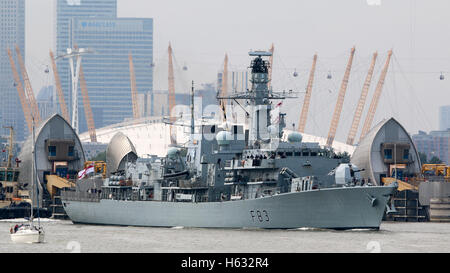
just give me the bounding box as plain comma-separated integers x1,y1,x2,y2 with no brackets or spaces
10,224,44,244
10,120,45,244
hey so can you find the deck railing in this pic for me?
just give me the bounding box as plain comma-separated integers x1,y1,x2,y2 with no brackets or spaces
61,189,101,202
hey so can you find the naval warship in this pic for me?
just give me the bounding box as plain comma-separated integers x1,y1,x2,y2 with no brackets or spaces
61,51,397,229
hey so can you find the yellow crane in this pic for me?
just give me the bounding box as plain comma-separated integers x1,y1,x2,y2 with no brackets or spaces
346,52,378,145
359,50,393,141
168,43,177,145
15,45,40,124
326,46,356,146
49,50,70,123
297,53,317,133
78,64,97,143
128,52,140,119
7,48,33,133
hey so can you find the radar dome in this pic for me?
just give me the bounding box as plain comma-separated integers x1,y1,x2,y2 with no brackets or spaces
167,147,180,158
216,131,233,145
287,132,302,143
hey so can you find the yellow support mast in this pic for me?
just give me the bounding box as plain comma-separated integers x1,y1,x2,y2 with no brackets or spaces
326,46,356,146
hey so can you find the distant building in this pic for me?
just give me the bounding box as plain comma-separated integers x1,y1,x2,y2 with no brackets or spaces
439,105,450,131
218,70,249,94
36,85,57,121
82,142,107,160
151,90,169,117
412,129,450,165
68,17,153,133
231,71,249,93
217,70,249,123
197,83,218,108
151,84,217,117
0,0,26,141
56,0,154,132
55,0,117,121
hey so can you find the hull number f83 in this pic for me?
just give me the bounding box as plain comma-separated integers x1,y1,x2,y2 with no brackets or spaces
250,210,270,222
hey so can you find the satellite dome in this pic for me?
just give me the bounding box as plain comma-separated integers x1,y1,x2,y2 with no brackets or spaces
287,132,302,143
167,147,180,158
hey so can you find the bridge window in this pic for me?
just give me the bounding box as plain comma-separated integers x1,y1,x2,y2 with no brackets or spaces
6,171,13,181
294,152,301,156
384,149,392,159
403,149,409,160
48,146,56,156
68,146,74,157
310,152,317,156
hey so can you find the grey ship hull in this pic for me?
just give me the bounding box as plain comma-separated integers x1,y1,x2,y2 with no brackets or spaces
62,184,396,229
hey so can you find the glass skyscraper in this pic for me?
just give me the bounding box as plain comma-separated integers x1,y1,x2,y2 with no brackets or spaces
413,130,449,165
0,0,25,141
55,0,153,132
55,0,117,130
439,105,450,131
70,18,153,131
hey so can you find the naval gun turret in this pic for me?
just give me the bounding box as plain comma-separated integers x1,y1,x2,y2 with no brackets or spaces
334,163,366,186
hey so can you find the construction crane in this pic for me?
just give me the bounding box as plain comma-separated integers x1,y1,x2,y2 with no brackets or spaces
7,48,33,133
15,45,40,124
297,53,317,133
359,50,393,141
78,64,97,142
346,52,378,145
168,43,176,145
326,46,356,146
220,54,229,122
49,50,70,123
268,43,274,89
128,52,140,119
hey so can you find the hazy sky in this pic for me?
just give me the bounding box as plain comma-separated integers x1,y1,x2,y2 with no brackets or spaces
25,0,450,142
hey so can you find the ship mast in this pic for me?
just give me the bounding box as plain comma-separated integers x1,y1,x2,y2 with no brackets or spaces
190,81,195,136
217,51,297,148
30,118,35,227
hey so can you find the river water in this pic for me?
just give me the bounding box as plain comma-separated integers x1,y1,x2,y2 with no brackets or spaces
0,219,449,253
